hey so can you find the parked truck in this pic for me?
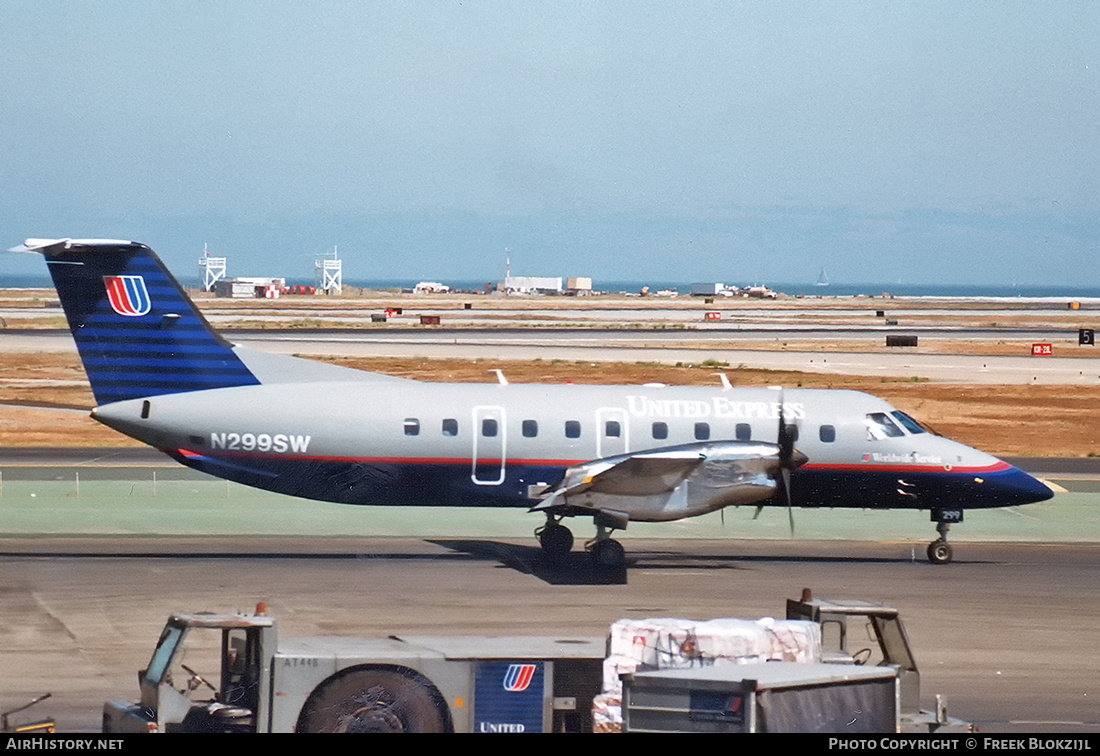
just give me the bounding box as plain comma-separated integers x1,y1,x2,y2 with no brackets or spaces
102,605,604,733
103,590,968,733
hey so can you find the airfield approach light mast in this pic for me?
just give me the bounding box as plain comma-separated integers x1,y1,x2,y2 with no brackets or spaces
198,244,227,292
505,247,511,296
316,247,342,295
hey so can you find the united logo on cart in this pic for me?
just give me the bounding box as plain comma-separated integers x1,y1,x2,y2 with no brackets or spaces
502,664,537,692
104,275,151,316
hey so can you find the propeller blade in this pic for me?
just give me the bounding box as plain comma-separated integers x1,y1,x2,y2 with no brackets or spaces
777,388,796,536
783,466,795,536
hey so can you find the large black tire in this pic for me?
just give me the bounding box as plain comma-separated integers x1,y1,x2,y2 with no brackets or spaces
591,538,626,568
295,666,452,733
538,523,574,558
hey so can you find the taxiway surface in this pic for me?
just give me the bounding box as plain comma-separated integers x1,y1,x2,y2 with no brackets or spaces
4,328,1100,384
1,539,1098,733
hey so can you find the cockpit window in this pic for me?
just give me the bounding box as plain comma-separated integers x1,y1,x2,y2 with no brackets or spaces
891,411,927,435
865,412,904,440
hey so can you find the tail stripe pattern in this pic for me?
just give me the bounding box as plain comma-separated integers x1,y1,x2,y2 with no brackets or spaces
42,241,259,404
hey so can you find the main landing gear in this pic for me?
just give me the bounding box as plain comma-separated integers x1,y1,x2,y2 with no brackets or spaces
587,524,626,569
536,514,626,569
535,518,574,558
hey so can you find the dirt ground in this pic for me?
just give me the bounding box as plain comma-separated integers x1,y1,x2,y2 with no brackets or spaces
1,352,1097,457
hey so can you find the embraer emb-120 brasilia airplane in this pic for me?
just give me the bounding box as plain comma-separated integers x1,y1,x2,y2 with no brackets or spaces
11,238,1054,566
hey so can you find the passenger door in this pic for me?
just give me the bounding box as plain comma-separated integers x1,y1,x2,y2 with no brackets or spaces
596,407,629,459
472,405,506,485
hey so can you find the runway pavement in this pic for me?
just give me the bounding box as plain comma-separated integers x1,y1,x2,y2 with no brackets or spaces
5,327,1100,384
1,539,1098,733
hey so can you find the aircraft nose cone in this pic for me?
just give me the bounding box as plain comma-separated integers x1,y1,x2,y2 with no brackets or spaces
999,465,1056,505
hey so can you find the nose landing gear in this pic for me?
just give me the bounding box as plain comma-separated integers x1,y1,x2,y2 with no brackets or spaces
927,512,961,565
927,535,953,565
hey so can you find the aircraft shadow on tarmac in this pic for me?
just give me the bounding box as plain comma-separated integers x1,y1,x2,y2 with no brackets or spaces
425,539,928,586
0,541,988,588
428,539,629,585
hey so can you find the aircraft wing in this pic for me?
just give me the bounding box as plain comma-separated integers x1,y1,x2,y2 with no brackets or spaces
531,441,789,522
537,450,706,500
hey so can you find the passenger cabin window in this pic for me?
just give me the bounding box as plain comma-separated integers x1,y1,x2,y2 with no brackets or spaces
605,420,621,438
865,412,904,440
735,423,752,441
481,418,498,437
522,420,538,438
442,418,458,437
891,411,927,434
403,418,420,436
694,422,710,441
565,420,581,439
819,424,836,443
652,422,668,440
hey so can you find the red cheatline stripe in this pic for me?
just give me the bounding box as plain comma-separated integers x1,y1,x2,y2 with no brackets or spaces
802,460,1012,475
176,449,585,467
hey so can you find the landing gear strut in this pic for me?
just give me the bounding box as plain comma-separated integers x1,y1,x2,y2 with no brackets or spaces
926,520,954,565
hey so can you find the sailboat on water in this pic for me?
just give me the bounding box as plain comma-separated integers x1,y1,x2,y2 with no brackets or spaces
815,267,830,287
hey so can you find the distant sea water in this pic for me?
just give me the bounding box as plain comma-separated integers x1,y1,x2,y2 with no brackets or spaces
2,273,1098,301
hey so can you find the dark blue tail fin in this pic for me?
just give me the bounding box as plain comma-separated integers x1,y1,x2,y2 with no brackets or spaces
15,238,259,405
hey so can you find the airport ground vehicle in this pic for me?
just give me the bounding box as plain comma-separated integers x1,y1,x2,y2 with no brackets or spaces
102,606,604,733
104,590,967,734
614,590,969,733
785,590,970,732
2,694,55,734
623,662,901,733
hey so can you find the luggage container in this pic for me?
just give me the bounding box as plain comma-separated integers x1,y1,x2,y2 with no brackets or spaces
622,662,899,733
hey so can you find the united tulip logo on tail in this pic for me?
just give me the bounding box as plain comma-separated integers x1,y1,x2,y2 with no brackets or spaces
104,276,151,316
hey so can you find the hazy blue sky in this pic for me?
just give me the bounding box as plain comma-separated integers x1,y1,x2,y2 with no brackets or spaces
2,1,1097,286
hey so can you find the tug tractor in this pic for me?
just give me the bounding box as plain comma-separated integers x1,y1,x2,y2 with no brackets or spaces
102,606,604,734
104,592,970,734
786,589,971,733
